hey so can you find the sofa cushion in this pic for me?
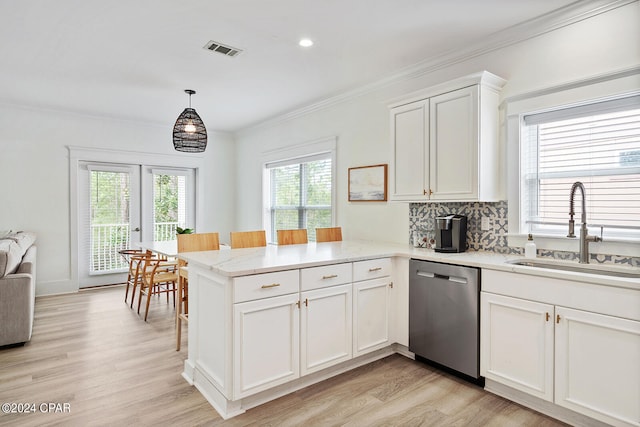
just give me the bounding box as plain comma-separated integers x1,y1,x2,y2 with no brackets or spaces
0,240,24,278
17,245,36,277
3,231,36,252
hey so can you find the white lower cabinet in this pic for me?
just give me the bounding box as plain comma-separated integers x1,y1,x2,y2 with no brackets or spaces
353,258,393,357
480,292,554,401
555,307,640,427
353,277,391,356
301,284,352,375
189,258,397,415
234,283,355,398
233,264,356,399
233,293,300,399
481,273,640,427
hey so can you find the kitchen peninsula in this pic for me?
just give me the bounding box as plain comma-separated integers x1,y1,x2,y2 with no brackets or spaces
180,241,640,426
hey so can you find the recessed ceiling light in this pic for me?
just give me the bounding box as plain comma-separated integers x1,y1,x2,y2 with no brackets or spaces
299,38,313,47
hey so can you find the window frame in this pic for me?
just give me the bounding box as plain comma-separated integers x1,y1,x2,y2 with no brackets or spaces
504,68,640,257
519,97,640,241
261,137,337,244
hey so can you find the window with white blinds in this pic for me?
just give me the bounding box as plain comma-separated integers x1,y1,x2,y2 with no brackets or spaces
266,153,333,243
521,94,640,240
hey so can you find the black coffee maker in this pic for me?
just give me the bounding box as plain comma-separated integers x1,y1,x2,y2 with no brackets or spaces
434,214,467,253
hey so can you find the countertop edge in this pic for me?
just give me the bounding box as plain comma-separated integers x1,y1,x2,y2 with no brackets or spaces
180,241,639,291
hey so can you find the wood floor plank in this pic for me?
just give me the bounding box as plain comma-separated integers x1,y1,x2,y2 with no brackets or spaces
0,285,567,426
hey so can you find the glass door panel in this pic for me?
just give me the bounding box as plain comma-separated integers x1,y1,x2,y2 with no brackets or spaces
143,167,195,242
153,173,187,240
78,162,141,287
90,170,131,272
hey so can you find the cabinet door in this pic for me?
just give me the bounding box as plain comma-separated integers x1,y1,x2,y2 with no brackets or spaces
555,307,640,427
353,277,391,357
480,292,554,401
429,86,479,200
233,293,300,399
389,100,429,201
300,284,352,375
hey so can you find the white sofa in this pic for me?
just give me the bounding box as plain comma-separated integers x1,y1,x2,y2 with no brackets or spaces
0,231,36,347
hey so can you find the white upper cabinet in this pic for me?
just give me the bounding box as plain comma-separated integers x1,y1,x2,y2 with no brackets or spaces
389,100,429,201
389,71,506,202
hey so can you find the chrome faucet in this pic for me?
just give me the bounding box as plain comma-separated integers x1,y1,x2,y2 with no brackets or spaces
567,181,602,263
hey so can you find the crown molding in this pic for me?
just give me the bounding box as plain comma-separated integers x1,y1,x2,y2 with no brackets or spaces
237,0,636,136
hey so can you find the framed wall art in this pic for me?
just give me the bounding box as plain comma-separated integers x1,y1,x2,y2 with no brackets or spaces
348,164,388,202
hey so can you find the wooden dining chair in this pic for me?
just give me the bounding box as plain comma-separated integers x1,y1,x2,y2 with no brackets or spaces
137,255,179,322
316,227,343,242
230,230,267,249
176,232,220,351
277,229,308,245
119,249,153,308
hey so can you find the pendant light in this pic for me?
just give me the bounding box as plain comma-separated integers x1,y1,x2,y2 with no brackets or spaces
173,89,207,153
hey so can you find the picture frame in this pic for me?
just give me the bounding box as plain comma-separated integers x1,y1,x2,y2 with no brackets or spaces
348,164,388,202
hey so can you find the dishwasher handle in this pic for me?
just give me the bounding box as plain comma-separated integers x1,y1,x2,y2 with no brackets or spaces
416,270,468,284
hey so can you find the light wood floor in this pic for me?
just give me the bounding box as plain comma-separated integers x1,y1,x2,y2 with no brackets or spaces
0,285,566,427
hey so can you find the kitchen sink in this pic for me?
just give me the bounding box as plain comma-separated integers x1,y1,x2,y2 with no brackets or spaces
506,259,640,279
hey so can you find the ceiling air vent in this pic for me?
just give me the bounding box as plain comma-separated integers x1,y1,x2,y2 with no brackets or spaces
203,40,242,57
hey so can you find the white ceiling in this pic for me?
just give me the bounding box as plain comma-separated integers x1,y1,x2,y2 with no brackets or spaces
0,0,583,133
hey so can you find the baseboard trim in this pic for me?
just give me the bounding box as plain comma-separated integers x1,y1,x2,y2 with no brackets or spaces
485,379,612,427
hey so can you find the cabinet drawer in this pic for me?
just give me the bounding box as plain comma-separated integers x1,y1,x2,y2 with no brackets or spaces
234,269,299,303
353,258,391,282
301,263,352,291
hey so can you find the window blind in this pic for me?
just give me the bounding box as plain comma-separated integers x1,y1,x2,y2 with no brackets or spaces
267,153,332,242
89,169,131,273
521,95,640,239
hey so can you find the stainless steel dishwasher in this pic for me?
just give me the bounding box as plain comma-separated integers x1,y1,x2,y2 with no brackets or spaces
409,259,481,381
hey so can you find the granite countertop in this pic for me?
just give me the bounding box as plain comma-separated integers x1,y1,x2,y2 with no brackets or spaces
180,240,640,290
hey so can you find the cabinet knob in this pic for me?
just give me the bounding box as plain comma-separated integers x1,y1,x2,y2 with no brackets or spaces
389,282,394,289
556,314,561,324
546,312,550,322
304,298,309,307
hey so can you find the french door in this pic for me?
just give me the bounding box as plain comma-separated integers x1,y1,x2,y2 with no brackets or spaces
78,162,194,287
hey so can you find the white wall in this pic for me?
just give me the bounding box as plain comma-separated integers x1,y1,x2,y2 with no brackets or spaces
233,2,640,245
0,105,235,295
